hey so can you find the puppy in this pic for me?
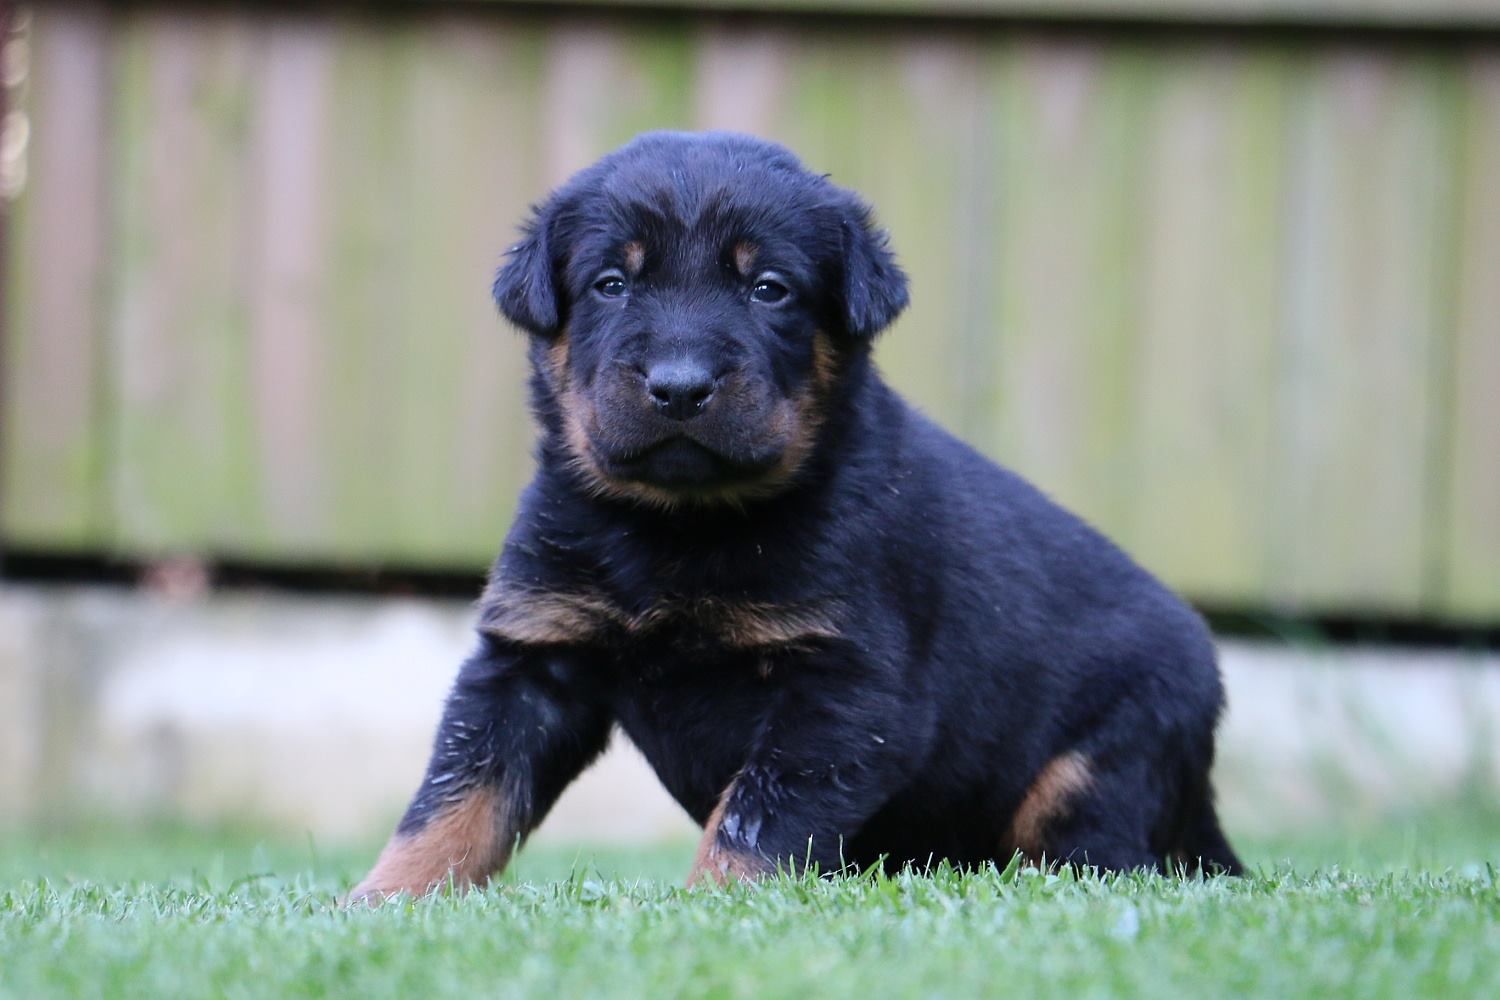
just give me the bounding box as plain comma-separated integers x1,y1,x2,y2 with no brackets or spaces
349,131,1240,900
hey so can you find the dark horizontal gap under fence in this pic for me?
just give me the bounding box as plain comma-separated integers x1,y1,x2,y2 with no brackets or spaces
3,548,1497,652
0,548,487,601
92,0,1500,39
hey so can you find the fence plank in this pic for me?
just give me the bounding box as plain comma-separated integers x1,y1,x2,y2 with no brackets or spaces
1126,46,1291,604
310,17,536,567
1270,49,1462,614
106,8,265,555
1443,54,1500,620
973,35,1155,544
0,5,109,549
240,16,337,557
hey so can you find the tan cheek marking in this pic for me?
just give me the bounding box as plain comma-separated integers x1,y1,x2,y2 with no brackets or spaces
544,331,837,512
623,240,645,276
754,330,837,489
552,387,697,511
1005,751,1094,861
687,788,771,887
347,787,510,902
733,241,758,276
545,332,571,391
808,330,838,394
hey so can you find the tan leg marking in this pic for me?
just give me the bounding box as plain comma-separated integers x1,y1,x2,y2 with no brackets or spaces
686,787,770,887
1006,751,1094,861
346,787,512,904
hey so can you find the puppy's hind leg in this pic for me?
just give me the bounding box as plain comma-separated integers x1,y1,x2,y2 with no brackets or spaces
1008,750,1166,875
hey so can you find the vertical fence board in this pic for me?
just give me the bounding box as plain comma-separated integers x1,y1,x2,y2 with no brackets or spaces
1270,49,1460,614
309,21,412,562
1443,54,1500,620
241,16,336,557
0,5,109,548
1127,46,1289,603
979,35,1155,544
107,9,264,554
378,13,549,565
314,18,543,566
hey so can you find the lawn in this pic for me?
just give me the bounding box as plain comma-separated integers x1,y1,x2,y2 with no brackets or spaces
2,812,1497,999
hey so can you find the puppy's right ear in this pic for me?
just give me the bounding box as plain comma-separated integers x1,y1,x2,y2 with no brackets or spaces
492,204,561,337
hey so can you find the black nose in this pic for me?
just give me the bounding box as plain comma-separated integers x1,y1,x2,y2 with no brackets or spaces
645,361,716,421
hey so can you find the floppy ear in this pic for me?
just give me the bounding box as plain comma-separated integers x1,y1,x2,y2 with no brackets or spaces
839,203,909,339
492,205,561,337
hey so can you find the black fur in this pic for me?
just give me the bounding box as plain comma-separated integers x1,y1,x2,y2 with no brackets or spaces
368,131,1240,889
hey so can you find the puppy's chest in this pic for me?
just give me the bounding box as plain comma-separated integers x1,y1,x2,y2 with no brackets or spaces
478,579,842,665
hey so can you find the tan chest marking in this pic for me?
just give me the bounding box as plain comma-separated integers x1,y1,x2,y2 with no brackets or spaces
479,584,623,645
479,584,840,649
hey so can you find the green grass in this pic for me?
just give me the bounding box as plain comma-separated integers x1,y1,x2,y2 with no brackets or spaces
2,812,1498,1000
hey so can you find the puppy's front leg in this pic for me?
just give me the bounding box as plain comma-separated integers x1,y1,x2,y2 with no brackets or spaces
688,657,915,885
348,638,611,903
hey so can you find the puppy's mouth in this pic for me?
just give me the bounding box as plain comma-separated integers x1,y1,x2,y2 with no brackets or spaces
592,433,781,488
558,385,820,506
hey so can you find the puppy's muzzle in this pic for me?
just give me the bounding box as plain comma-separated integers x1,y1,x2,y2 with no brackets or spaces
644,359,717,422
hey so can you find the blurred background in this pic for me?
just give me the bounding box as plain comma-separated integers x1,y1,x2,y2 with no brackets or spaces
0,1,1497,872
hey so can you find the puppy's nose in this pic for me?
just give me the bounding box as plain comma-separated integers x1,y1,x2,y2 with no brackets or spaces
645,361,715,421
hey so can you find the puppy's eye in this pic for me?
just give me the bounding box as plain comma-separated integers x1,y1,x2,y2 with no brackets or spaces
594,272,628,299
750,276,790,305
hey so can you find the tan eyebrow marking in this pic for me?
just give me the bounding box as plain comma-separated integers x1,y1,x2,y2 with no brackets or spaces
623,240,645,276
733,241,758,276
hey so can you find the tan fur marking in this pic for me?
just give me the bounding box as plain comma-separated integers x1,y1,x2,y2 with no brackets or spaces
478,584,623,644
1006,751,1094,860
550,325,841,512
623,240,645,276
545,334,571,389
479,580,839,649
556,384,746,509
733,241,758,276
747,329,836,493
687,787,770,887
808,330,838,394
689,600,841,648
347,787,511,903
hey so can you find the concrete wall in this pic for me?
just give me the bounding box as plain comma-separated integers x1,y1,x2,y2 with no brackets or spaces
2,585,1498,844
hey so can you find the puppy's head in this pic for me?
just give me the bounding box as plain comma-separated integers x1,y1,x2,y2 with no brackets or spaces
494,131,908,508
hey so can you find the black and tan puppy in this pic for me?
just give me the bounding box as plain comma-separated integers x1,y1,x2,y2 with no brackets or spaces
350,131,1240,900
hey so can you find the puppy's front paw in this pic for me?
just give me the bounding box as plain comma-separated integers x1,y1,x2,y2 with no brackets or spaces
341,880,408,908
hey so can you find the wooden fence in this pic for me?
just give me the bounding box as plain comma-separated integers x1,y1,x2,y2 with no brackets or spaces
2,1,1498,621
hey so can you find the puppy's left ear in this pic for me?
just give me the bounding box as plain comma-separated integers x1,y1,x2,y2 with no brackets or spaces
838,200,909,340
492,202,562,337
